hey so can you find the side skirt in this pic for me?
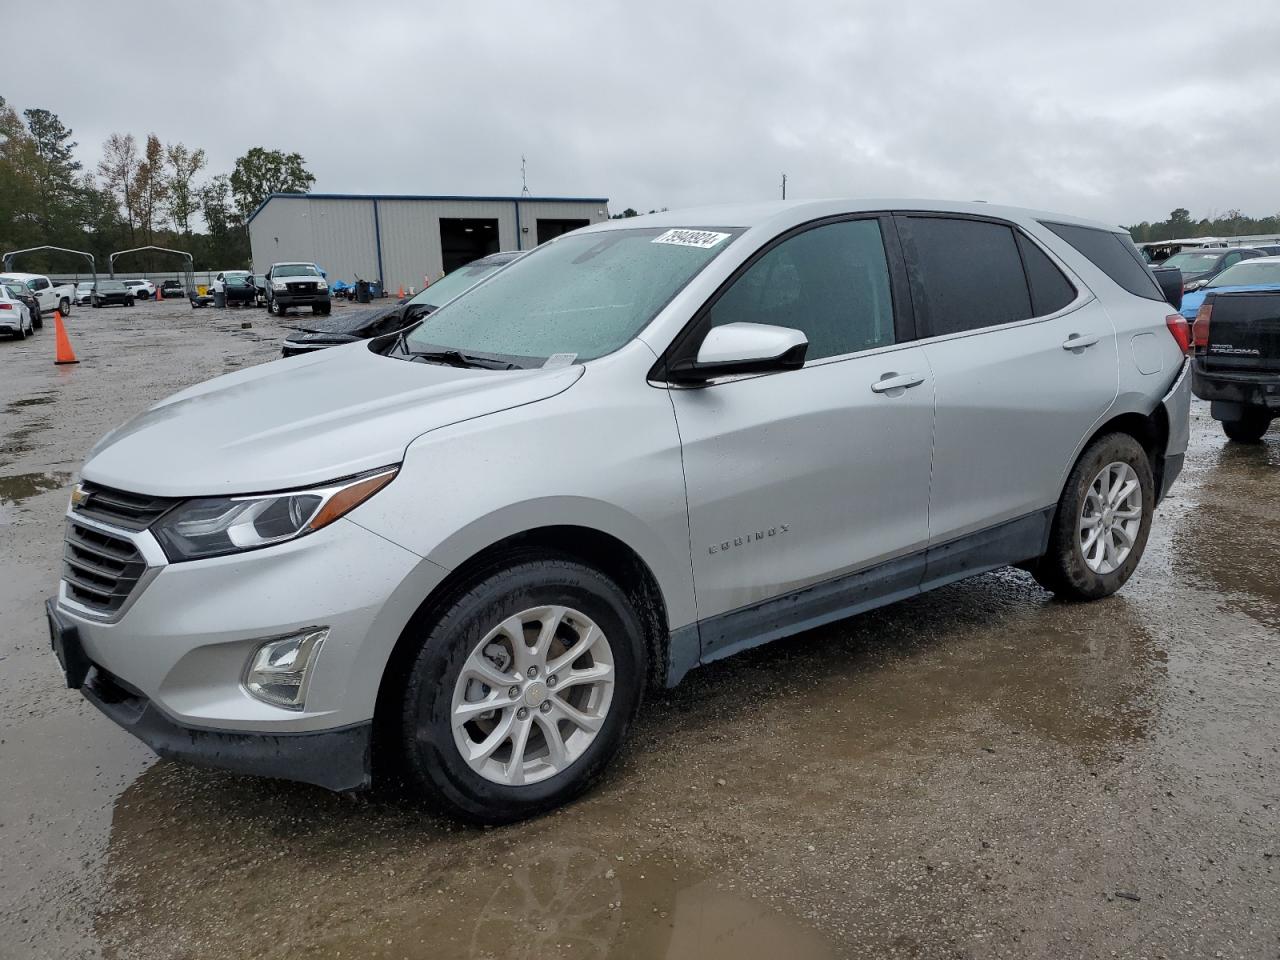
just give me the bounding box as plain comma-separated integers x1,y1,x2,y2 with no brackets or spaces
664,508,1053,687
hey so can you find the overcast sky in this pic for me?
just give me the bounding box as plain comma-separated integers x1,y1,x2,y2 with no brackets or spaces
10,1,1280,226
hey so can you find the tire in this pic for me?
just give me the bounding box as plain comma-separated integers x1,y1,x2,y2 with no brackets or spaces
59,298,71,317
92,300,100,309
1032,432,1154,601
32,308,42,329
14,319,26,340
1222,411,1271,443
398,557,647,824
320,303,332,315
127,298,135,307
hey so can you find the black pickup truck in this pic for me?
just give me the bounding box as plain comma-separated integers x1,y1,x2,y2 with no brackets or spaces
1191,290,1280,442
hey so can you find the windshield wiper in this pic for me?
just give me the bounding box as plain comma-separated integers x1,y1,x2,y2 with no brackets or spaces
404,348,520,370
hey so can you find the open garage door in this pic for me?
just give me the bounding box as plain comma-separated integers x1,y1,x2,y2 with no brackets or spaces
536,218,590,244
439,218,499,274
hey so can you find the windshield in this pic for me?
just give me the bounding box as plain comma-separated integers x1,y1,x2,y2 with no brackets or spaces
407,258,508,309
98,281,125,292
273,264,320,278
403,227,739,364
1207,260,1280,288
1163,251,1223,275
226,276,252,287
77,281,93,289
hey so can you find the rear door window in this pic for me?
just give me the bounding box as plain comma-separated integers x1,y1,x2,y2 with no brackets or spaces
898,216,1032,337
1041,221,1165,302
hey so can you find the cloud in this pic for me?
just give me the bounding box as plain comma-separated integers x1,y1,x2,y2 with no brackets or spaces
10,0,1279,224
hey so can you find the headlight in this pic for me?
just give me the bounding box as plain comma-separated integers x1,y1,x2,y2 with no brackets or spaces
1185,280,1207,291
318,282,328,291
272,280,287,291
152,467,397,561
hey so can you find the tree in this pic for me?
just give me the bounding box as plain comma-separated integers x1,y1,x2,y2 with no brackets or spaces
199,174,249,267
0,97,40,250
130,134,168,247
229,147,315,220
22,107,83,240
98,133,140,244
165,142,206,238
609,207,639,219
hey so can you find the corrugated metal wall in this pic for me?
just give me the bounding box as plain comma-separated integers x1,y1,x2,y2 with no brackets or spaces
250,196,610,293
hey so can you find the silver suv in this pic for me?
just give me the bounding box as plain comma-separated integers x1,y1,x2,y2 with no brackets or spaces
48,200,1191,822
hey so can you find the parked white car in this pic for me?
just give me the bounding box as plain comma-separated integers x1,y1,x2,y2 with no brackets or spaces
122,280,156,300
0,272,74,317
75,281,95,306
0,282,35,339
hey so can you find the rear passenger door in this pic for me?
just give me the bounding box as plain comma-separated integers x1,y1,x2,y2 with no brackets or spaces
895,214,1118,554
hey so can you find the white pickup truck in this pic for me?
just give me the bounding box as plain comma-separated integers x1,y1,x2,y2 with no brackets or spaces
0,272,76,317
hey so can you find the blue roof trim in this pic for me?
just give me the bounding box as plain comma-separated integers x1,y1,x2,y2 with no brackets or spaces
246,192,610,226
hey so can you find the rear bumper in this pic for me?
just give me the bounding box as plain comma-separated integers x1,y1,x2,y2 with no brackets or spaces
1158,358,1191,502
81,659,372,791
1192,365,1280,414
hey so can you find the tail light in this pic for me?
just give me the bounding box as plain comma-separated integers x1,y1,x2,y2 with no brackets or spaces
1165,312,1191,354
0,302,11,310
1193,303,1211,353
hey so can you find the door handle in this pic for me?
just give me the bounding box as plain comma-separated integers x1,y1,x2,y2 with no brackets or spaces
1062,333,1100,351
870,372,925,394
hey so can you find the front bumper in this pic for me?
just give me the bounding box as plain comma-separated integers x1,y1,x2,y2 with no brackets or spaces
273,291,331,307
51,507,447,788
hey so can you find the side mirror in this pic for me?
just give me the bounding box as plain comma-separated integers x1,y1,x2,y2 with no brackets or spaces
1151,266,1183,311
668,322,808,384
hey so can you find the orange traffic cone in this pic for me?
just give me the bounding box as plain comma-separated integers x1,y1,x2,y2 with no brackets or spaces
156,283,163,300
397,285,405,299
54,311,79,365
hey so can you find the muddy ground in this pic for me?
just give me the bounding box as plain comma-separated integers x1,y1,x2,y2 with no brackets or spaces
1,298,1277,960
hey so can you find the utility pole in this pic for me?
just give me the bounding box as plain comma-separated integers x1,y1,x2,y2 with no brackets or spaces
781,173,787,200
521,156,531,198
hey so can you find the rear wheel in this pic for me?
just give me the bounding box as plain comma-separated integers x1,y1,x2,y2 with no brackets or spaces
1222,410,1271,443
13,319,26,340
59,298,70,316
398,558,646,824
1032,432,1154,601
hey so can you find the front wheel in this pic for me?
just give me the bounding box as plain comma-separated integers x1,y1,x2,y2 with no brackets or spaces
398,558,646,824
1032,432,1154,601
1222,411,1271,443
32,308,42,329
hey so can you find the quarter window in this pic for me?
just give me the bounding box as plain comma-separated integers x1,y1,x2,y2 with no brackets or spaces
1041,221,1165,302
1015,232,1077,316
901,216,1032,336
705,219,895,361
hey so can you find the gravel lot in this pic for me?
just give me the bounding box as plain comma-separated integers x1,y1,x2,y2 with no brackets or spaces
1,299,1277,960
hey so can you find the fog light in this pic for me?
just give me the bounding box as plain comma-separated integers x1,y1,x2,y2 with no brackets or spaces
244,628,328,710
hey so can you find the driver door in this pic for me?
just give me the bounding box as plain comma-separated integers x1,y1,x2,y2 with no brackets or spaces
666,216,935,658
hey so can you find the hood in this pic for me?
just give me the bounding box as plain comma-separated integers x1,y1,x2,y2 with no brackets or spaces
286,305,399,337
82,343,583,497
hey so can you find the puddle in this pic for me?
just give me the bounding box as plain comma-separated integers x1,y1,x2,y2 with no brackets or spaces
0,471,71,505
7,394,55,409
92,764,835,960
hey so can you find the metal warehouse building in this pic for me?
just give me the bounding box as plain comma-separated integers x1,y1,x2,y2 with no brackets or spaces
247,192,610,292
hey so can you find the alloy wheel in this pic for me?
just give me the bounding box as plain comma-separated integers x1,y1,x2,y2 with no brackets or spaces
450,605,615,786
1078,460,1142,575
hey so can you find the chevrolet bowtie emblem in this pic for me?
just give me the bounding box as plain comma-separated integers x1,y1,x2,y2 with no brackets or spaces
69,484,90,509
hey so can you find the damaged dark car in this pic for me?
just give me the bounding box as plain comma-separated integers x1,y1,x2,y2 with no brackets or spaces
280,251,520,358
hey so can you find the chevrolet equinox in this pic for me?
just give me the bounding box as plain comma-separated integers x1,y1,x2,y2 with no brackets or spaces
48,200,1192,823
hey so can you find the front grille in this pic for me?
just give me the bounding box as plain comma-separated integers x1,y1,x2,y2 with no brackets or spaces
286,281,317,294
63,519,147,615
74,481,176,531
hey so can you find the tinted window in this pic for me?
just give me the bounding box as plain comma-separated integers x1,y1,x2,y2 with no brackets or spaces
902,216,1031,336
1043,222,1164,301
1016,233,1076,316
706,219,894,360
